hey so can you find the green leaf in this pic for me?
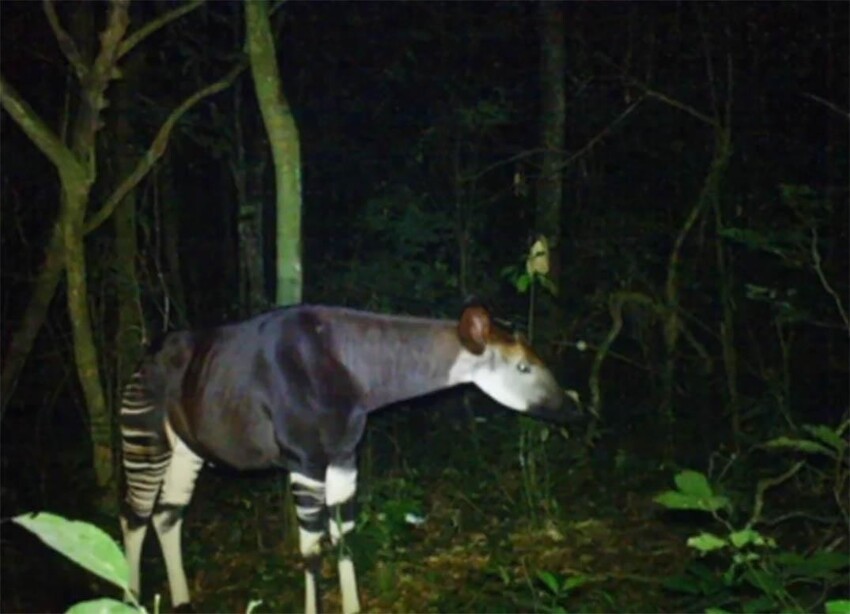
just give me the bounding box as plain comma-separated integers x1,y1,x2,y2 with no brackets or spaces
536,570,561,594
762,436,835,457
662,574,702,595
66,599,139,614
826,599,850,614
13,512,129,590
729,528,767,549
654,491,729,512
802,424,847,453
687,532,727,553
675,470,714,497
515,273,532,293
778,550,849,579
742,595,777,613
563,574,591,591
705,608,734,614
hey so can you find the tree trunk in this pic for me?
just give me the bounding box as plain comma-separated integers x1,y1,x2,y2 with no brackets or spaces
245,0,303,306
112,56,145,392
0,225,65,419
536,2,566,287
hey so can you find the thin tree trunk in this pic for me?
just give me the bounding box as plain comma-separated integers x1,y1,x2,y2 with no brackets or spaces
536,2,566,285
0,226,65,419
245,0,303,306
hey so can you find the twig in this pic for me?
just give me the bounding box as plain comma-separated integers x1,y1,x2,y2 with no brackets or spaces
84,62,247,235
42,0,88,81
553,98,644,173
810,227,850,334
802,92,850,121
747,461,806,529
118,0,205,59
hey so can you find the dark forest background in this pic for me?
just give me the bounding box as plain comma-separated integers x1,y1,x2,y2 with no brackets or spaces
1,2,848,613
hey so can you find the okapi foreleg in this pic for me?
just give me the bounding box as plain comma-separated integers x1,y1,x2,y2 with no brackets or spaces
327,459,360,614
291,472,327,614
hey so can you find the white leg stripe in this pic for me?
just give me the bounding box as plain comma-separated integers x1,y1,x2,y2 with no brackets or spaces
159,439,204,506
304,568,318,614
291,472,325,490
339,557,361,614
121,516,147,599
153,513,190,606
329,519,355,542
326,464,357,506
298,527,323,558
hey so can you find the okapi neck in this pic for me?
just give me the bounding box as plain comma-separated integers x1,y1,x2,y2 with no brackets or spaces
323,310,466,412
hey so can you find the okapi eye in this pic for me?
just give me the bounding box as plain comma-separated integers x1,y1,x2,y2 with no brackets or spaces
517,362,531,374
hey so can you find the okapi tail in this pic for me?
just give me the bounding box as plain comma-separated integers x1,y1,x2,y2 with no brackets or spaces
119,368,171,521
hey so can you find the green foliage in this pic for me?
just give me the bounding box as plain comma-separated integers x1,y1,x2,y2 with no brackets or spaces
654,470,731,513
357,475,426,561
656,435,849,614
535,570,592,613
339,188,458,311
12,512,141,613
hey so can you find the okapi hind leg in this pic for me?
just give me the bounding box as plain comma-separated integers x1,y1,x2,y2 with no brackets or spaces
327,460,360,614
152,436,204,610
120,370,171,603
290,471,327,614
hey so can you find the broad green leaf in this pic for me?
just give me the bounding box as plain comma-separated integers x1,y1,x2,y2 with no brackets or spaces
825,599,850,614
675,470,714,498
13,512,129,590
687,532,727,553
66,598,139,614
654,491,729,512
729,528,768,549
537,570,561,594
802,424,847,452
705,608,734,614
762,436,834,457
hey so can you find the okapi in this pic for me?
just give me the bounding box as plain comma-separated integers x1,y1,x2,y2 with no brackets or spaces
119,303,580,613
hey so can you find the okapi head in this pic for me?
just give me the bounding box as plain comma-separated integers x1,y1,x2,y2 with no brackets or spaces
454,304,581,424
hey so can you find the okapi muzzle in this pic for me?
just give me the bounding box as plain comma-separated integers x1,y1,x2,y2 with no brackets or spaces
118,303,580,613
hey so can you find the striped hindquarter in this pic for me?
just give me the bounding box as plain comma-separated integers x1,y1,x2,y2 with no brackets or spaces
119,369,203,610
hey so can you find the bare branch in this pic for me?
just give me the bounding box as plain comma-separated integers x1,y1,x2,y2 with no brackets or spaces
596,51,717,127
0,75,84,178
802,92,850,121
84,63,247,235
810,227,850,334
118,0,205,60
553,98,644,172
42,0,88,81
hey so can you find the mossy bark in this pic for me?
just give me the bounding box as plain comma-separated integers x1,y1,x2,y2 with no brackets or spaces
245,0,303,306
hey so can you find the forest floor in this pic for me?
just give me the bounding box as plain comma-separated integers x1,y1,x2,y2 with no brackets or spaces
165,456,693,614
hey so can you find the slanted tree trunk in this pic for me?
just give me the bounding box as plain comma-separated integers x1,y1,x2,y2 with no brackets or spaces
0,0,221,497
245,0,303,306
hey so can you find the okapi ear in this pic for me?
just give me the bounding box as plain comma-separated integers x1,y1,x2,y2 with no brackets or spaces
458,305,491,355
